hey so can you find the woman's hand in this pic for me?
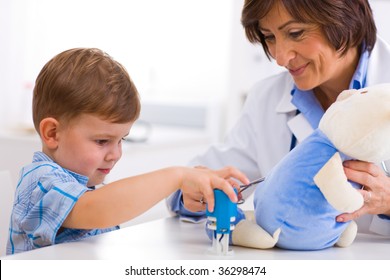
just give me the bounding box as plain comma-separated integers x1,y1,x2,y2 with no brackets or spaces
181,166,249,213
336,160,390,222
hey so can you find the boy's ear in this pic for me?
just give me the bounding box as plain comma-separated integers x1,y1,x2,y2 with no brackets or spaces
39,117,60,149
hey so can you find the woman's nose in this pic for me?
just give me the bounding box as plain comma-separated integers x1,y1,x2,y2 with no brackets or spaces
272,41,296,67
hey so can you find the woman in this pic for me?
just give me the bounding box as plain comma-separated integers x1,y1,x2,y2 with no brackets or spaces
168,0,390,235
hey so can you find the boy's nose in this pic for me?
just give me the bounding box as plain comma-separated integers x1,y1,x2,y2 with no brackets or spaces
106,145,122,162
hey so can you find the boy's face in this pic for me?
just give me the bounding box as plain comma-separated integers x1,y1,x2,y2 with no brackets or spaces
52,114,132,186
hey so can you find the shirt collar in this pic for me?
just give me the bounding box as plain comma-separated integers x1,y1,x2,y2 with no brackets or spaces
349,49,369,90
33,151,89,186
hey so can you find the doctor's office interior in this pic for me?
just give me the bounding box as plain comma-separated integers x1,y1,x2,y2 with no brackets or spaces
1,0,390,261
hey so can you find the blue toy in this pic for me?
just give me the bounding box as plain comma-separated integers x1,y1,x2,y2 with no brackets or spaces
206,189,237,255
230,84,390,250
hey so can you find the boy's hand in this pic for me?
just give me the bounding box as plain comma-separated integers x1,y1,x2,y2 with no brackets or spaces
181,166,249,212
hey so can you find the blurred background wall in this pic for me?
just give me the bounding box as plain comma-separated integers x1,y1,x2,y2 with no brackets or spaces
0,0,388,141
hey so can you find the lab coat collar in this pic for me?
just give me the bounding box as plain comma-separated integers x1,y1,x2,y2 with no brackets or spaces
287,113,314,143
274,76,315,143
291,87,324,130
366,36,390,85
275,76,296,114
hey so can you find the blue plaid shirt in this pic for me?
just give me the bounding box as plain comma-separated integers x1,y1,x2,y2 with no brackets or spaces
6,151,119,255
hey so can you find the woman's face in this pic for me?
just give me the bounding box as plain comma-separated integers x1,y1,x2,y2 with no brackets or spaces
259,2,357,91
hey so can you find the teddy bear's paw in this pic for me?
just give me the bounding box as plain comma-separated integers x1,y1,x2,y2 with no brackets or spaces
314,152,364,213
232,220,280,249
335,221,358,247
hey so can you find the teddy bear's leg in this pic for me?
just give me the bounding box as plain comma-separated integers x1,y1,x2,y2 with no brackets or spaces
335,220,358,247
243,210,255,221
314,152,364,212
232,216,281,249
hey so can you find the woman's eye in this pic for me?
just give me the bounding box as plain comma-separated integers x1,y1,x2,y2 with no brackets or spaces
289,30,304,39
263,34,275,43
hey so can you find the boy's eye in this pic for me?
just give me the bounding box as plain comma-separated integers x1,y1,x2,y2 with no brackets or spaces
95,139,108,145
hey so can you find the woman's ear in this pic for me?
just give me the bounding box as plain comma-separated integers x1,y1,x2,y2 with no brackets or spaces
39,117,60,149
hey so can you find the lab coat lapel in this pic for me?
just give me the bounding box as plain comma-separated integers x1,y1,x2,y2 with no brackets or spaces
366,36,390,85
276,86,314,144
287,114,314,143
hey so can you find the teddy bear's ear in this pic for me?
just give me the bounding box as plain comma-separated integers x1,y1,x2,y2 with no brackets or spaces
336,88,357,101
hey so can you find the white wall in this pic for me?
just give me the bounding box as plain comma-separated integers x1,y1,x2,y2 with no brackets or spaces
224,0,282,131
0,1,30,130
0,0,235,137
370,0,390,44
1,0,389,138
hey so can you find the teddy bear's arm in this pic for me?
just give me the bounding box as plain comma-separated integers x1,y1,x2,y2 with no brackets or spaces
313,152,364,212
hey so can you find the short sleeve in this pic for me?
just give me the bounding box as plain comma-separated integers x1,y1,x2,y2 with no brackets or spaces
20,169,88,248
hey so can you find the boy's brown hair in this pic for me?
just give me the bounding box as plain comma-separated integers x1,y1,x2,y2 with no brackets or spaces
32,48,140,133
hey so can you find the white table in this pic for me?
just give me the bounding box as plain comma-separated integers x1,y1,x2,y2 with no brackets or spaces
2,217,389,260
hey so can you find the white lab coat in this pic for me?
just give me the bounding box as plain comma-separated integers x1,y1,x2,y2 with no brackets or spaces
185,37,390,236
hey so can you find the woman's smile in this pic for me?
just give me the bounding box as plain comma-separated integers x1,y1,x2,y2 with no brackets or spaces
287,63,309,77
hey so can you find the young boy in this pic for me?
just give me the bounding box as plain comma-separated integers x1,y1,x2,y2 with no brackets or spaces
6,48,248,254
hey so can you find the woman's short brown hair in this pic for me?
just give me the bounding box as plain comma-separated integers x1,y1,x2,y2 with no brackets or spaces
32,48,141,133
241,0,377,58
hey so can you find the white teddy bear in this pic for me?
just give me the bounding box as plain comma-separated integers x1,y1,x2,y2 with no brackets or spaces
230,83,390,250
